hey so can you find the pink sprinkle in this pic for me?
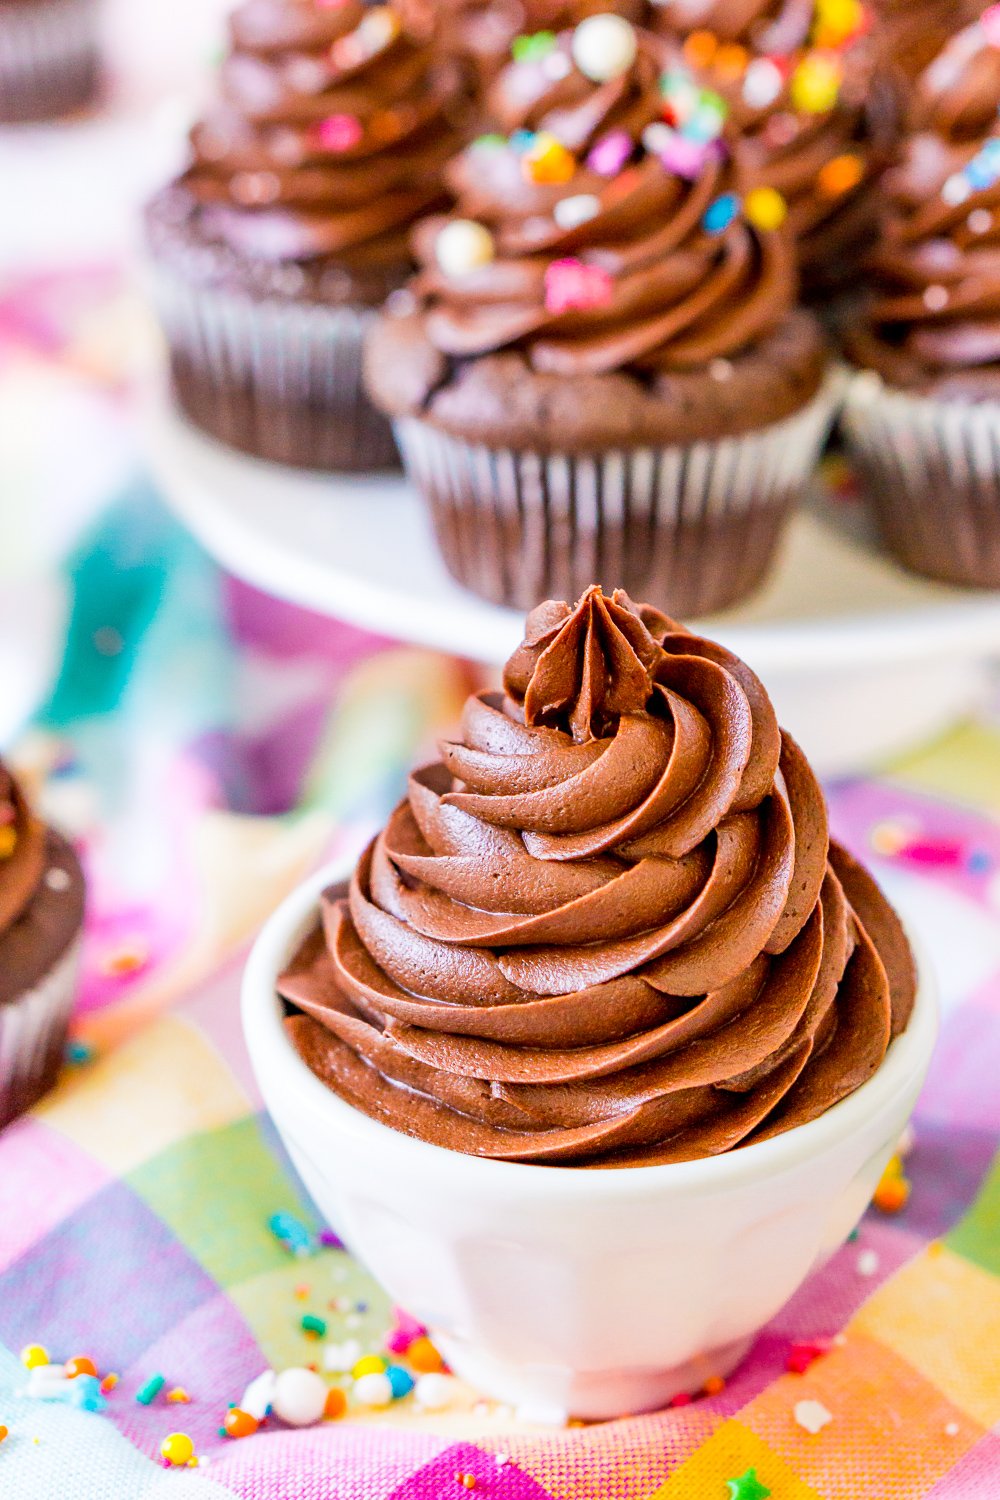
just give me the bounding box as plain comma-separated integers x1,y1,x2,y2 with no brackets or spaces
658,135,710,181
586,130,632,176
544,257,614,315
982,4,1000,46
393,1307,426,1338
668,1392,692,1407
897,839,964,869
312,113,363,152
384,1328,415,1354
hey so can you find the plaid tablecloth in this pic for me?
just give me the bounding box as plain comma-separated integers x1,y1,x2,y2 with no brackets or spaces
3,225,1000,1500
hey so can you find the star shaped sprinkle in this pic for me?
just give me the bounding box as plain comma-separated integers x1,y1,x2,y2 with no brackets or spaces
726,1469,771,1500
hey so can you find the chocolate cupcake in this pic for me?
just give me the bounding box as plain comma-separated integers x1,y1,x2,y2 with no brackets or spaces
365,19,834,616
0,0,99,122
279,586,916,1166
842,8,1000,588
0,762,85,1129
145,0,465,472
649,1,897,294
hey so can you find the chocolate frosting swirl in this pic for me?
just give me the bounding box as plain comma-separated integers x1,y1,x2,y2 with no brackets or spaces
652,0,893,285
849,10,1000,396
405,27,797,377
0,765,47,941
176,0,464,275
280,588,916,1167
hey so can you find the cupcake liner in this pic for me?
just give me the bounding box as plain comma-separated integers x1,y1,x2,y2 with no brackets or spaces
395,375,840,616
149,265,400,473
0,0,99,122
0,937,80,1130
841,374,1000,589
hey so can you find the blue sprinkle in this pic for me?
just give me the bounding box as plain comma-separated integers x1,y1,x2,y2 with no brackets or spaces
65,1040,95,1066
703,192,741,234
385,1365,415,1399
268,1212,315,1257
509,129,535,154
967,850,992,874
69,1375,106,1413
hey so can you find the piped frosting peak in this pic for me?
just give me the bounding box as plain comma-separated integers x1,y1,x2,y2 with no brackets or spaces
503,587,675,743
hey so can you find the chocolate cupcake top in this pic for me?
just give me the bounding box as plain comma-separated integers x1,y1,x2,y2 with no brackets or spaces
436,0,644,92
0,764,85,1008
650,0,892,286
165,0,464,279
400,20,799,379
280,587,916,1168
848,7,1000,397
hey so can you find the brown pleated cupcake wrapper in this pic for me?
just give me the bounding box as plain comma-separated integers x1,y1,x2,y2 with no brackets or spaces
0,0,98,122
395,375,840,617
0,937,80,1130
841,374,1000,590
148,265,400,473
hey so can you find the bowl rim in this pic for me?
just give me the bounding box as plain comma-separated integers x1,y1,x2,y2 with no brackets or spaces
242,857,939,1200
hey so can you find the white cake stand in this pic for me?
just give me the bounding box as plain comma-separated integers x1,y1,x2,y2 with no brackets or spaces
144,394,1000,775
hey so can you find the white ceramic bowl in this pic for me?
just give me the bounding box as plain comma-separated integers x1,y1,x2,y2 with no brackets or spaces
243,861,938,1421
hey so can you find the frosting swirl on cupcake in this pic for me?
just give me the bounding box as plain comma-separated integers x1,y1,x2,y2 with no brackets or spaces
406,22,796,376
849,8,1000,396
0,765,47,939
179,0,464,268
651,0,891,286
280,588,916,1167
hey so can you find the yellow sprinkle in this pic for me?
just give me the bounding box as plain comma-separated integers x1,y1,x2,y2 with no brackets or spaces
522,133,576,185
351,1354,387,1378
745,186,787,232
790,53,842,114
166,1387,190,1404
0,827,17,859
20,1345,48,1370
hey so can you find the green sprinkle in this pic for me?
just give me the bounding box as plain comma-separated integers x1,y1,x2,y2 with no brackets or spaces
136,1374,165,1406
301,1314,328,1337
472,133,506,151
511,29,556,63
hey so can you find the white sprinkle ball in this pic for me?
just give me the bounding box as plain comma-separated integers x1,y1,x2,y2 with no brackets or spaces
240,1368,276,1421
968,207,993,234
794,1399,833,1434
414,1373,455,1410
857,1249,880,1277
435,219,495,277
45,867,71,892
945,1421,960,1436
271,1367,328,1427
571,15,637,82
354,1372,394,1408
554,194,601,229
709,358,734,382
923,284,949,311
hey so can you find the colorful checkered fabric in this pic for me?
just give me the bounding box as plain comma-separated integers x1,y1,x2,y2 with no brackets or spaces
3,712,1000,1499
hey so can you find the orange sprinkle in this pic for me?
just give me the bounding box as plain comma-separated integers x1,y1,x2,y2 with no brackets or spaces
408,1337,444,1374
0,1426,7,1444
293,1285,310,1301
714,43,748,78
874,1176,910,1214
456,1475,478,1491
65,1357,98,1379
224,1408,260,1439
818,152,863,197
324,1387,348,1421
703,1375,726,1396
100,1374,119,1395
683,29,718,67
166,1387,190,1404
0,828,17,859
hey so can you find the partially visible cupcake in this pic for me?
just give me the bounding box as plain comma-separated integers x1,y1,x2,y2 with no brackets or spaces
145,0,465,472
842,8,1000,587
365,17,834,617
0,762,84,1129
0,0,100,122
649,0,896,294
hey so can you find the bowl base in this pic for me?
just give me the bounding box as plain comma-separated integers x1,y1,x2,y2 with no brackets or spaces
434,1332,754,1423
